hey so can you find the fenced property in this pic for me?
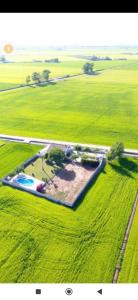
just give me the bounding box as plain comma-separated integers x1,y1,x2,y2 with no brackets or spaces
2,157,105,207
2,144,105,207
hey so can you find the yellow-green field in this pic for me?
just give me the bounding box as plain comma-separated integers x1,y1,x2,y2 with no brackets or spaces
0,142,138,282
1,47,138,283
0,62,138,148
0,60,83,90
118,200,138,283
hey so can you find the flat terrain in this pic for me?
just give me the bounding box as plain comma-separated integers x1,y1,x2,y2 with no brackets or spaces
24,157,58,182
118,199,138,283
0,60,83,90
1,48,138,283
0,142,138,282
45,162,95,202
1,61,138,148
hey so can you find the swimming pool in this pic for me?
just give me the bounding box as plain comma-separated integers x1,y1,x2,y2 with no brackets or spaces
15,176,34,186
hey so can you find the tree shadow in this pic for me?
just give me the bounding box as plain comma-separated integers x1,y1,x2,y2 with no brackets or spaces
118,157,138,173
92,70,102,76
109,156,138,178
109,163,134,178
57,169,76,181
48,81,57,85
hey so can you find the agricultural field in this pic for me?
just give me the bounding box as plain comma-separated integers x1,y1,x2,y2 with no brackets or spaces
0,60,84,90
0,142,41,178
1,47,138,283
118,201,138,283
1,59,138,148
0,141,138,282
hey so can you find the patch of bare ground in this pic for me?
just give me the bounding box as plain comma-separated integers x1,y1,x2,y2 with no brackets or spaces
45,162,95,203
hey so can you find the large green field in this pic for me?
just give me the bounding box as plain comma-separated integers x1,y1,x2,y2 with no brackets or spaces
1,48,138,283
0,142,138,282
1,60,138,148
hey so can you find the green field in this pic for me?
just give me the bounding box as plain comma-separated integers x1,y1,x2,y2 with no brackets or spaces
1,48,138,283
0,142,138,282
0,142,41,178
118,201,138,283
0,61,138,148
0,60,83,90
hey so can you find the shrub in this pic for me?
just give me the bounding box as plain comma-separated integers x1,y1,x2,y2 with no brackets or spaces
83,146,91,152
15,166,24,174
72,153,79,160
81,154,99,167
74,144,82,151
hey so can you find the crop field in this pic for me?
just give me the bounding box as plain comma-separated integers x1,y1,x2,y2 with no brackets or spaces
0,142,41,178
118,201,138,283
1,55,138,90
0,60,83,90
1,60,138,148
1,47,138,283
0,140,138,282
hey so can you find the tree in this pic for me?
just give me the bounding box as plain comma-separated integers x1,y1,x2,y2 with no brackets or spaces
48,147,65,165
83,62,94,74
42,69,51,82
32,72,41,84
26,75,31,85
107,142,124,161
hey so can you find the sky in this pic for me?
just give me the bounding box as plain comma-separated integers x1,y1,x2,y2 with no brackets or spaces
0,13,138,48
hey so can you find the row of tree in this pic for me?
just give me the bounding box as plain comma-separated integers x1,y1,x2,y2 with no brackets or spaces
25,62,95,85
26,69,51,85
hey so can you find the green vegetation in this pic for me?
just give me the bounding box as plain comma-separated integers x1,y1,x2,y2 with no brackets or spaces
83,62,94,74
0,142,138,282
0,142,41,178
107,142,124,161
1,48,138,282
42,69,51,82
118,201,138,283
24,157,59,182
81,153,99,167
48,147,65,165
0,60,83,90
1,68,138,148
74,145,82,151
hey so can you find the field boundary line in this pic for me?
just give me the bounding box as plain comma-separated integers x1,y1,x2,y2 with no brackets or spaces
112,192,138,283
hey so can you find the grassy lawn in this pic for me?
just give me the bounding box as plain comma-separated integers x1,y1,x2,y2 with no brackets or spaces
24,157,59,182
0,141,138,282
0,63,138,148
118,200,138,283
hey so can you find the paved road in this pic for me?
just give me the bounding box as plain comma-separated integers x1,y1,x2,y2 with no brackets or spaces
0,133,138,157
0,73,83,93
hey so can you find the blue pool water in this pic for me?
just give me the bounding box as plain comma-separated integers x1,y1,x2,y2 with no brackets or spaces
16,177,34,186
